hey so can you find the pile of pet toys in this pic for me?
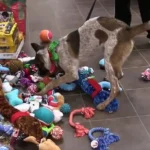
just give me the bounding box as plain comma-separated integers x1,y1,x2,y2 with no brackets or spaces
0,51,71,150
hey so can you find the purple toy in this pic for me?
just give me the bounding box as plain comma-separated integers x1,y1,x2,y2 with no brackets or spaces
0,124,13,136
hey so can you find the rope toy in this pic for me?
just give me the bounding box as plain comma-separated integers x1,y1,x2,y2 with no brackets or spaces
77,67,119,113
69,107,95,137
141,68,150,81
88,127,120,150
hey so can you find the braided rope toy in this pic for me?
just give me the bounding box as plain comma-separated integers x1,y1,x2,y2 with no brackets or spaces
88,127,120,150
69,107,95,137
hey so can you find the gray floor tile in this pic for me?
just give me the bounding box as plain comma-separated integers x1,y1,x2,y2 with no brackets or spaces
91,117,150,150
126,88,150,115
121,67,150,90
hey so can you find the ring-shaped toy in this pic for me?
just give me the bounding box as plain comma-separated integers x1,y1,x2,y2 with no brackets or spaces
69,107,95,137
59,83,77,91
88,127,120,150
99,81,123,92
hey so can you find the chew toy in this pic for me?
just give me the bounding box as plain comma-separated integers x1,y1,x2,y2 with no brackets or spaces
5,89,23,106
88,127,120,150
99,58,105,70
69,107,95,137
40,30,53,42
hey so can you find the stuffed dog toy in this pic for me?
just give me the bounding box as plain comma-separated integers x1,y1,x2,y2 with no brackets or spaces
31,16,150,110
0,79,43,140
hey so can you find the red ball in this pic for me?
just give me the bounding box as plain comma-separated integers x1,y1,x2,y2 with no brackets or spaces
40,30,53,42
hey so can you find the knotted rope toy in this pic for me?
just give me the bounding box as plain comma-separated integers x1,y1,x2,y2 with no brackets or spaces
69,107,95,137
88,127,120,150
76,66,119,113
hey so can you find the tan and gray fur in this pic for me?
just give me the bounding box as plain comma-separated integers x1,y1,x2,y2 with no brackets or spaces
31,17,150,110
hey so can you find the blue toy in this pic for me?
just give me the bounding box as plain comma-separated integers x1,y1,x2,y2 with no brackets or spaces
0,65,9,73
99,81,122,92
76,66,119,113
99,59,105,70
5,89,23,106
0,123,13,135
33,107,54,125
60,103,71,114
59,83,77,91
0,146,9,150
88,127,120,150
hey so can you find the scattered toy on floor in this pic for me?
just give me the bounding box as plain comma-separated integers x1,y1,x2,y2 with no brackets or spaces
69,107,95,137
141,68,150,81
0,65,9,73
99,58,105,70
59,83,77,91
40,30,53,43
99,81,122,92
60,103,71,114
0,80,43,140
77,66,119,113
88,127,120,150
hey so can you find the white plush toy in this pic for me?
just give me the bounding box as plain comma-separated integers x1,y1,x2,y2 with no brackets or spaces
1,74,19,85
2,81,13,93
18,57,35,63
14,103,30,112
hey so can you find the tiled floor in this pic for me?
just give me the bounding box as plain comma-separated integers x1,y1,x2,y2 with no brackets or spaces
25,0,150,149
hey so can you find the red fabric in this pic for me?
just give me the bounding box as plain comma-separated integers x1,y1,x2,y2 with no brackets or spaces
11,111,30,124
87,78,102,98
48,52,56,74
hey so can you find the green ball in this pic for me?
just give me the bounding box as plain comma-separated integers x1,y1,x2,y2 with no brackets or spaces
37,82,45,91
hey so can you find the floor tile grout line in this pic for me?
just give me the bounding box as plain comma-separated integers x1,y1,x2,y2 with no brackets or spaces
73,0,86,21
122,65,148,70
80,94,93,127
138,51,150,66
91,115,138,122
120,82,150,139
97,0,111,17
125,86,150,91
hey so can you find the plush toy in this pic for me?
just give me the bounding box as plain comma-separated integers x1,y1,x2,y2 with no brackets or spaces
5,89,23,106
18,57,35,63
0,123,13,136
29,101,40,113
4,59,23,74
99,81,122,92
19,77,32,88
141,68,150,81
0,81,43,140
76,66,119,113
27,84,38,95
42,104,63,123
33,107,54,125
23,136,61,150
2,81,13,93
40,30,53,43
59,83,77,91
1,74,19,85
0,65,9,73
14,103,30,112
99,58,105,70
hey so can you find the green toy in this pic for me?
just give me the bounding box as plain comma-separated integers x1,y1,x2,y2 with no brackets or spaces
37,82,45,91
42,123,55,137
49,40,59,62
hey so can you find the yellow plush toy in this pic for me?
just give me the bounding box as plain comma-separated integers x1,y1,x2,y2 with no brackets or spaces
24,136,61,150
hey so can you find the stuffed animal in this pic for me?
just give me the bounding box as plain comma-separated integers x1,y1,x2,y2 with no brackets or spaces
0,80,43,140
24,136,61,150
5,89,23,106
2,81,13,93
3,59,23,74
0,65,9,73
18,57,35,63
1,74,19,85
33,107,54,125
